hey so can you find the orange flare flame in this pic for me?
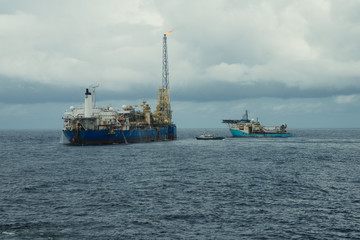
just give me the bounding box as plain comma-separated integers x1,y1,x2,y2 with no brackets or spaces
165,30,173,35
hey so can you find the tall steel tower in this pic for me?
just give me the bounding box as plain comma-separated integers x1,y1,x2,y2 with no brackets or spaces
162,32,170,90
155,31,172,124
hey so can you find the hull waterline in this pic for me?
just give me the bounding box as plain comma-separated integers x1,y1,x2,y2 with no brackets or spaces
63,126,177,145
230,128,293,137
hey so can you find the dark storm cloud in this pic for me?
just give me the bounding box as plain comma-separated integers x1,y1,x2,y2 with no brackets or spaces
0,77,157,104
172,79,360,102
2,76,359,105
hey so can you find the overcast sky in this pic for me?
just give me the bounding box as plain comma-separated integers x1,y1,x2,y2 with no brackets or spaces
1,0,360,129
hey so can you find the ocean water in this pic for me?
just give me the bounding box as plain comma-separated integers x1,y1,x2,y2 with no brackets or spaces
1,128,360,239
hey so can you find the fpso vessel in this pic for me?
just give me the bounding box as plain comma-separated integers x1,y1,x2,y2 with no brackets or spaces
62,88,176,145
62,32,176,145
223,110,293,138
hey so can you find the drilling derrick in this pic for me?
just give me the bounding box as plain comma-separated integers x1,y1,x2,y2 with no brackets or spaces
155,31,172,124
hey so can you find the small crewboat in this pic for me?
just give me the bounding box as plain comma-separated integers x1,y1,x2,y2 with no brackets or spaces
196,130,224,140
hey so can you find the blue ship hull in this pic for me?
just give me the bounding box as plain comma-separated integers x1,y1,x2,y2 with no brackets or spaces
63,125,177,145
230,128,293,137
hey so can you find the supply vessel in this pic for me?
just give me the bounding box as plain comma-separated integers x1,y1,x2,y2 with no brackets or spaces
222,110,293,137
62,32,176,145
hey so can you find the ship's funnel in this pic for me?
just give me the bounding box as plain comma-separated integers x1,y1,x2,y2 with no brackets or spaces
84,88,92,118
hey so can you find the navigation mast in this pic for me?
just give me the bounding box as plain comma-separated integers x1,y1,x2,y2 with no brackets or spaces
89,84,99,108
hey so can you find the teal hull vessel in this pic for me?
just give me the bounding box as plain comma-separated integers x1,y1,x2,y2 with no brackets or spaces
223,110,293,138
230,128,293,137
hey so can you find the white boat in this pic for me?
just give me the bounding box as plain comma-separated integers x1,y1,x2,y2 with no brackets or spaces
196,130,224,140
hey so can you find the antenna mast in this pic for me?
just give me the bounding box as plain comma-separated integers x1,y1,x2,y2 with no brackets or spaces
89,84,99,108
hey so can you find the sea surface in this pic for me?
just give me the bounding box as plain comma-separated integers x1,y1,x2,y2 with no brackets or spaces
1,128,360,239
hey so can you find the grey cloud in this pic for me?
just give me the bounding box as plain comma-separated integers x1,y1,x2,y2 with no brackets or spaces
2,76,359,105
0,77,157,104
172,80,360,102
2,1,360,104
